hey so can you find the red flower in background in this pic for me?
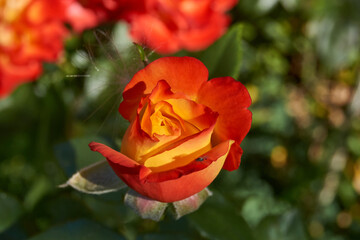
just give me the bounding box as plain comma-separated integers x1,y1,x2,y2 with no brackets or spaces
75,0,238,54
128,0,238,54
0,0,100,98
0,0,68,97
90,56,252,202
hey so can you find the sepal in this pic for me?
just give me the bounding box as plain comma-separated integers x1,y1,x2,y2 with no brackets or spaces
172,188,212,220
124,189,168,221
124,188,212,221
60,160,126,194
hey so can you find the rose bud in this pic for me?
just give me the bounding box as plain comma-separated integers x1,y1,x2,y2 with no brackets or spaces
89,56,252,203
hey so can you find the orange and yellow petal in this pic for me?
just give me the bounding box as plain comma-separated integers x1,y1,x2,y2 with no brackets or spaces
119,57,209,120
138,139,234,202
143,123,215,172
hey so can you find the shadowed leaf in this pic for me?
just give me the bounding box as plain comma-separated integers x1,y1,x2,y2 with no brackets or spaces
29,219,125,240
188,192,255,240
0,192,22,233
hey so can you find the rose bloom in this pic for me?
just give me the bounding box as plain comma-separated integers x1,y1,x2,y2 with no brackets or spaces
128,0,238,54
73,0,238,54
0,0,68,97
0,0,97,97
90,56,251,202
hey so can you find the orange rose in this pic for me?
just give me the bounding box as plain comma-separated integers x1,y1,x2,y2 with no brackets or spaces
90,56,251,202
128,0,238,54
0,0,70,97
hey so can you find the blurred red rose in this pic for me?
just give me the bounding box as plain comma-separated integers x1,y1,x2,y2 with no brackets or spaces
73,0,238,54
0,0,68,97
90,56,252,202
128,0,238,54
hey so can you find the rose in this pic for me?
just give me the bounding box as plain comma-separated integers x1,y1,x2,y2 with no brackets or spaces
72,0,238,54
0,0,71,97
128,0,238,54
0,0,96,97
0,0,104,97
90,56,252,202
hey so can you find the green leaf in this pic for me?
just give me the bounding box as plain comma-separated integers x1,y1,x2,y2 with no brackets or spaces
0,192,22,233
24,176,53,210
29,219,125,240
199,24,243,79
83,191,137,225
255,210,309,240
61,160,127,194
188,192,255,240
347,134,360,156
241,195,290,227
172,188,212,220
138,233,190,240
124,189,168,221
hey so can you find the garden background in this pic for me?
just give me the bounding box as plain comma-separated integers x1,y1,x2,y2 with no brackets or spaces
1,0,360,239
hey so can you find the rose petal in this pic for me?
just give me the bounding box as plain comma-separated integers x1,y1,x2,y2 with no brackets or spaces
120,115,182,163
166,98,218,131
143,124,215,172
91,140,234,202
124,189,168,221
89,142,139,169
222,144,243,171
197,77,252,171
89,141,148,197
119,57,209,120
138,140,234,202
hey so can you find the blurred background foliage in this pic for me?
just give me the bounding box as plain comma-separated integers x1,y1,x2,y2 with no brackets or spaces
1,0,360,239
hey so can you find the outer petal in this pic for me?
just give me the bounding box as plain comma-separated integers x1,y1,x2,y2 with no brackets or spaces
89,141,148,197
89,140,233,202
89,142,139,169
222,144,243,171
197,77,252,171
138,139,234,202
119,57,209,120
